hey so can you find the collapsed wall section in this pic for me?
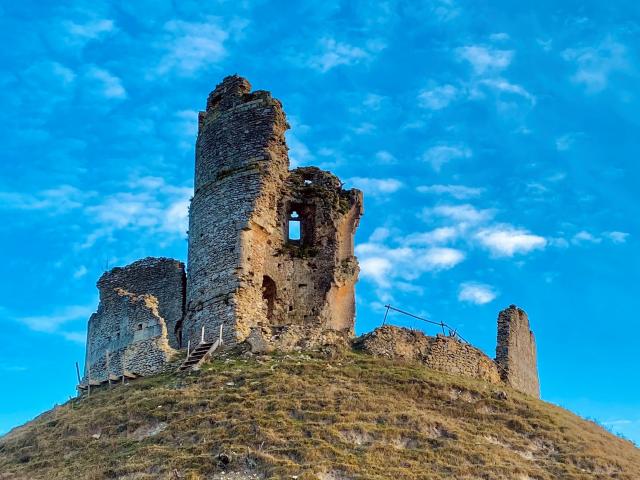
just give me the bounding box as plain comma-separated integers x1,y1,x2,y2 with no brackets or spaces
355,326,501,385
84,289,176,382
96,257,186,348
495,305,540,397
83,257,185,382
238,166,363,350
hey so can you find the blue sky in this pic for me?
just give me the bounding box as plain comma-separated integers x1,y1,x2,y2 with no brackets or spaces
1,0,639,443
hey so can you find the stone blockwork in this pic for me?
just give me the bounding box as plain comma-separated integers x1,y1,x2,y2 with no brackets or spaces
96,257,186,348
83,257,185,382
84,289,176,382
496,305,540,397
185,75,363,350
355,326,502,385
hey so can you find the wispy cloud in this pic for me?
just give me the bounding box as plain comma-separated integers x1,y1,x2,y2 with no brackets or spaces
346,177,403,196
0,185,91,213
354,228,465,300
456,45,513,74
422,144,472,171
458,282,498,305
15,304,93,343
64,18,114,44
83,177,192,247
475,224,547,257
556,132,583,151
418,84,459,110
157,17,246,75
572,230,630,245
306,37,386,72
423,203,495,225
417,184,484,200
85,66,126,99
562,37,630,93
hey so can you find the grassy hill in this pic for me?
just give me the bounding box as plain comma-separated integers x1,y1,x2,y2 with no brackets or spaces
1,351,638,479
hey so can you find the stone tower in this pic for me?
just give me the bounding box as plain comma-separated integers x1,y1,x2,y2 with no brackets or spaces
495,305,540,397
184,75,363,349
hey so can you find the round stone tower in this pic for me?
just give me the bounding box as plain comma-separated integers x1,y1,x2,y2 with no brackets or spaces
184,75,363,350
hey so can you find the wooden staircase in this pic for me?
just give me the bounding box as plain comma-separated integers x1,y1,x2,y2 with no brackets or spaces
178,325,224,372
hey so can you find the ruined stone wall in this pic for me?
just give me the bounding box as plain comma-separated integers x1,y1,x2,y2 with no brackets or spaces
355,326,501,385
425,336,501,385
185,75,362,350
96,257,185,348
495,305,540,397
84,289,176,382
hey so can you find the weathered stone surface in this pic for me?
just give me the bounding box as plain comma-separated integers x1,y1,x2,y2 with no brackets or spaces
83,257,184,382
96,257,186,348
355,326,502,385
184,75,363,349
495,305,540,397
83,289,177,382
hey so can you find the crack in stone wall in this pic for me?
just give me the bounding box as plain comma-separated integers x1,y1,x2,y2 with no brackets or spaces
83,257,184,382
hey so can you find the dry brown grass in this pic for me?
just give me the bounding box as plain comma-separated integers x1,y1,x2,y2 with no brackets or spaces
1,351,638,479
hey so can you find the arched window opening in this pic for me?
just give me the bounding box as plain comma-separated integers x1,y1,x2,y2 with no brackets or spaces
262,276,277,322
288,210,301,242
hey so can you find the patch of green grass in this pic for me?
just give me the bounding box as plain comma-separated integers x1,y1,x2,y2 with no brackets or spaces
1,352,638,479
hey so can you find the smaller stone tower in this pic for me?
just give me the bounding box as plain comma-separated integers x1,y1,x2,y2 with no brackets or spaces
83,257,185,383
495,305,540,397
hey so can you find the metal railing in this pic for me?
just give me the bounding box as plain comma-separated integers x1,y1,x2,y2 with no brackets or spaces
382,304,470,344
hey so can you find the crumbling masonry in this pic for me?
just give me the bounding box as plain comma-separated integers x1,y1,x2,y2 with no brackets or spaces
81,75,540,398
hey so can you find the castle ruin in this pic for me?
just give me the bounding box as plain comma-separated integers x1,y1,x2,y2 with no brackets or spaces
81,75,540,398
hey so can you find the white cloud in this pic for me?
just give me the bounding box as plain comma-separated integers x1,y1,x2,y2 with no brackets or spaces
83,179,192,246
489,33,510,42
61,331,87,344
456,45,513,74
307,37,385,72
375,150,396,164
356,227,466,294
458,282,498,305
418,84,458,110
356,240,465,289
0,185,91,213
555,132,583,151
64,18,114,42
0,177,193,250
424,204,495,225
85,66,126,99
174,110,199,138
406,227,459,245
73,265,88,279
18,304,93,334
417,184,484,200
431,0,461,22
475,224,547,257
346,177,403,196
476,78,535,104
571,230,602,245
22,61,76,99
605,231,629,244
422,144,472,171
562,38,630,93
286,131,313,168
158,18,245,75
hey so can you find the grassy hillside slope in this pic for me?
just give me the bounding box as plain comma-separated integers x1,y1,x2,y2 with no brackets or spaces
1,352,638,479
